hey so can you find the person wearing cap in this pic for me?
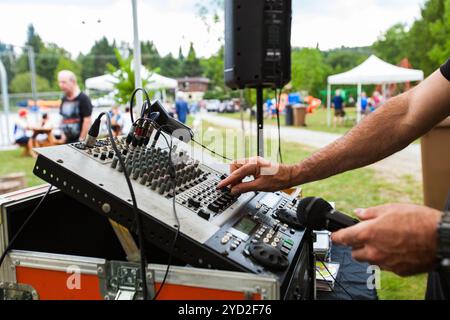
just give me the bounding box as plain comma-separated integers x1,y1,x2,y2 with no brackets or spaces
13,108,33,156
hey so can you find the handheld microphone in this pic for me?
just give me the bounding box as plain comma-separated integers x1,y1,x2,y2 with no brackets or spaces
296,197,359,232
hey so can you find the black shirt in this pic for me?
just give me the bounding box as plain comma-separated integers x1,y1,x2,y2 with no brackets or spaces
440,58,450,82
60,92,93,143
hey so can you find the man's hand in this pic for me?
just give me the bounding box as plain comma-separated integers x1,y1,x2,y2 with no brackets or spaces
216,157,295,194
332,204,442,276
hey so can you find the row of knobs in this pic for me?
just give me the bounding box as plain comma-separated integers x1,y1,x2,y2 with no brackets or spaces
110,144,207,195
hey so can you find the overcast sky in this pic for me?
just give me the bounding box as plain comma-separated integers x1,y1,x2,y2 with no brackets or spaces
0,0,426,57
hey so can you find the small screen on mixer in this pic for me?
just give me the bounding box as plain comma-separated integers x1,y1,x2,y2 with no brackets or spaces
233,217,257,235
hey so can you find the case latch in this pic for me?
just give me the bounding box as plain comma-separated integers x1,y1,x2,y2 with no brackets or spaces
98,261,155,300
0,282,39,300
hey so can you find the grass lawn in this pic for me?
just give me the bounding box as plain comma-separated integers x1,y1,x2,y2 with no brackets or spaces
0,118,427,300
217,108,421,144
217,107,358,135
193,119,427,300
0,149,44,188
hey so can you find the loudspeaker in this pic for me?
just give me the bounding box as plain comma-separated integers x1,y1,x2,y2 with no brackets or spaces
224,0,292,89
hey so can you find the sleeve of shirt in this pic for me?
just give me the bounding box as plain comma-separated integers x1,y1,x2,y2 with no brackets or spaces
440,58,450,82
79,93,93,118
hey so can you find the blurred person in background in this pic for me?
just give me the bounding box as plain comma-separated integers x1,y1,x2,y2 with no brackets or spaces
332,89,345,127
57,70,93,144
109,106,123,137
122,107,133,135
360,92,369,118
175,92,189,124
31,113,54,148
13,108,33,156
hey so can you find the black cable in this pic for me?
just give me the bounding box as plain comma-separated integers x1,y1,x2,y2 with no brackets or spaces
0,185,53,269
320,260,354,300
103,112,150,300
316,266,339,296
152,129,180,300
129,88,152,123
274,88,283,163
191,138,232,162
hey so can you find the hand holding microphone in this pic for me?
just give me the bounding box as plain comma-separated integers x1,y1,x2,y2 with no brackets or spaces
298,198,443,276
296,197,359,232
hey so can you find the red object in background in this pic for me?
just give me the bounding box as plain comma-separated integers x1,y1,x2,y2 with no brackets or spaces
384,57,414,97
398,58,412,91
304,96,321,113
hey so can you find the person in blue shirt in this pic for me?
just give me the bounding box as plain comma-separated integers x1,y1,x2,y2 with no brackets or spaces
332,89,345,127
360,91,369,117
175,92,190,124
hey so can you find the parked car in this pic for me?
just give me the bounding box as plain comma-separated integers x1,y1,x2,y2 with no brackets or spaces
218,100,237,113
205,99,221,112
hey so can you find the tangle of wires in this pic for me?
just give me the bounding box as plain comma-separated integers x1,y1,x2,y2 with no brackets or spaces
94,109,151,300
89,88,169,299
123,91,183,299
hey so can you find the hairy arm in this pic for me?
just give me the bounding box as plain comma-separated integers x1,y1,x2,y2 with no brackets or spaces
218,69,450,194
292,70,450,185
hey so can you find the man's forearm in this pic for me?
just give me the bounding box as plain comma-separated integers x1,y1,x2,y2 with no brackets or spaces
291,93,415,185
80,117,91,140
291,69,450,186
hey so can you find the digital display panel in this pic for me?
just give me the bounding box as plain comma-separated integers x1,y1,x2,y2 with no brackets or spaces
233,217,257,235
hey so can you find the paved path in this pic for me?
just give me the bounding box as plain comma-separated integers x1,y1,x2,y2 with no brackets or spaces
199,113,422,182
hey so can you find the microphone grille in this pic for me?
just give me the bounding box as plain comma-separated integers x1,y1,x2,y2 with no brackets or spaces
297,197,333,230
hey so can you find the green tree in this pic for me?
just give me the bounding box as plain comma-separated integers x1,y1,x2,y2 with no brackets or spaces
159,53,182,78
141,40,160,71
373,24,408,65
36,43,71,86
178,46,184,61
79,37,118,81
428,0,450,67
54,56,82,88
182,42,203,77
107,49,150,106
324,47,371,74
400,0,446,75
14,24,45,76
201,46,224,87
291,48,328,96
25,24,44,54
200,45,239,100
10,72,51,93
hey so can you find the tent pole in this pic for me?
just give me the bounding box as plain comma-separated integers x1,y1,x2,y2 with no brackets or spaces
327,83,331,127
132,0,143,114
356,83,362,123
0,60,11,146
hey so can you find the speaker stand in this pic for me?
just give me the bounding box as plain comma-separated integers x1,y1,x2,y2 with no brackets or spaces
256,87,264,157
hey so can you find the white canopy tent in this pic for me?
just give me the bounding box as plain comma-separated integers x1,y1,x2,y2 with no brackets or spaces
85,68,178,92
326,55,424,125
85,67,178,103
